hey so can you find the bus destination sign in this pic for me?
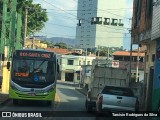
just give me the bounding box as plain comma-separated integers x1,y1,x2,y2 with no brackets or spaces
18,51,52,59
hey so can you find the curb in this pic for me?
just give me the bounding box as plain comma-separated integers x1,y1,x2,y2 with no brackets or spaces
57,81,79,87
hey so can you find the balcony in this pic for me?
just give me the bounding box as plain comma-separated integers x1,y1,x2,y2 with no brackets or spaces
119,23,124,26
104,22,110,25
91,21,102,25
111,23,117,26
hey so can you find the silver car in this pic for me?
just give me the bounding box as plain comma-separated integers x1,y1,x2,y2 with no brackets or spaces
96,85,139,113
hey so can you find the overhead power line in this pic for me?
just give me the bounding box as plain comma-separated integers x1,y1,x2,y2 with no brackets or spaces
39,31,130,39
39,0,131,33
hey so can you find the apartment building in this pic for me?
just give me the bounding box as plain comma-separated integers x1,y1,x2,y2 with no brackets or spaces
76,0,125,49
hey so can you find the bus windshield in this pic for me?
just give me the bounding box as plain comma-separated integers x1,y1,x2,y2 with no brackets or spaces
11,59,56,86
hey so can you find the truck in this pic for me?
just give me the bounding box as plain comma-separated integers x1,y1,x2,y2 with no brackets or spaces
85,59,130,112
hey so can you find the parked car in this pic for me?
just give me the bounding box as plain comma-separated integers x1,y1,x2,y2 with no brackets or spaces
96,85,139,113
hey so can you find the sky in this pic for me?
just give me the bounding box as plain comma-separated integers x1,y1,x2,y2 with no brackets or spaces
33,0,135,50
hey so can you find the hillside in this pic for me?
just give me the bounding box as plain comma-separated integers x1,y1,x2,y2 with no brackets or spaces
46,37,75,47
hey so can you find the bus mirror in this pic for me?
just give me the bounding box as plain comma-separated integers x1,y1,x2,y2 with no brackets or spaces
7,62,10,69
2,54,5,61
57,64,59,73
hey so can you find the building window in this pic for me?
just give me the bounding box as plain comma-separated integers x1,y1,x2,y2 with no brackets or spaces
119,19,124,26
79,61,81,65
77,73,80,80
111,19,118,26
91,17,102,24
77,19,82,26
68,60,74,65
83,61,86,65
152,54,155,62
146,55,149,62
87,61,91,65
104,18,110,25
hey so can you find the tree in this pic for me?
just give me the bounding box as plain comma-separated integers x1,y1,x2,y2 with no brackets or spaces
16,0,48,36
55,42,67,49
0,0,48,37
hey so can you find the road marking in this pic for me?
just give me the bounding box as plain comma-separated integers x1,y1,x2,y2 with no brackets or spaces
54,93,60,109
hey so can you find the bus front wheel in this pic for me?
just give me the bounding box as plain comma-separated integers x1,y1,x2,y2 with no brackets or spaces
13,99,18,105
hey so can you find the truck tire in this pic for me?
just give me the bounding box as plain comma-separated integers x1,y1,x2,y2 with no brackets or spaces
13,99,18,105
85,100,93,112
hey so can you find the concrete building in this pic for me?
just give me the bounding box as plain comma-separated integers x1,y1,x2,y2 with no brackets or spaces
131,0,155,111
59,55,96,82
76,0,125,49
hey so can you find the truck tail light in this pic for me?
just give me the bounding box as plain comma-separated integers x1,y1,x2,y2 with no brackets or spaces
98,95,103,104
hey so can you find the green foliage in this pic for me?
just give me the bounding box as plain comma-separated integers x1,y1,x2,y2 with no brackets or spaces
55,42,67,49
0,0,48,37
41,40,54,48
99,49,108,56
16,0,48,36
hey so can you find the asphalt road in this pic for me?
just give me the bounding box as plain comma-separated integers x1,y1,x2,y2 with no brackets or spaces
0,83,156,120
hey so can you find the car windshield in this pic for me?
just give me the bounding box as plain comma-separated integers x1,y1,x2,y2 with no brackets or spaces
102,86,134,97
12,59,56,83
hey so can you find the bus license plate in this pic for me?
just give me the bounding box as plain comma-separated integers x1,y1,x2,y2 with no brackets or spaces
28,93,35,96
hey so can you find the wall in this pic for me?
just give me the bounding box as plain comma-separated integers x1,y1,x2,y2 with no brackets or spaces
131,0,152,43
145,41,156,73
151,1,160,40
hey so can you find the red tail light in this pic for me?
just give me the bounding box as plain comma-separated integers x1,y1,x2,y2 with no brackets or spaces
98,95,103,104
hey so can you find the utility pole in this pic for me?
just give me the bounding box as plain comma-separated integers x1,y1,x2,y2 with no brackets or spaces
136,45,140,82
107,47,110,60
129,30,132,84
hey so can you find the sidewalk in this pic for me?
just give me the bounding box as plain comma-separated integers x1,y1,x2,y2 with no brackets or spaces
57,80,79,87
0,93,9,105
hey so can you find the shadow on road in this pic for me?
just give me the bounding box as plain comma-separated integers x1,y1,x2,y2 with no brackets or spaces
12,100,53,108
